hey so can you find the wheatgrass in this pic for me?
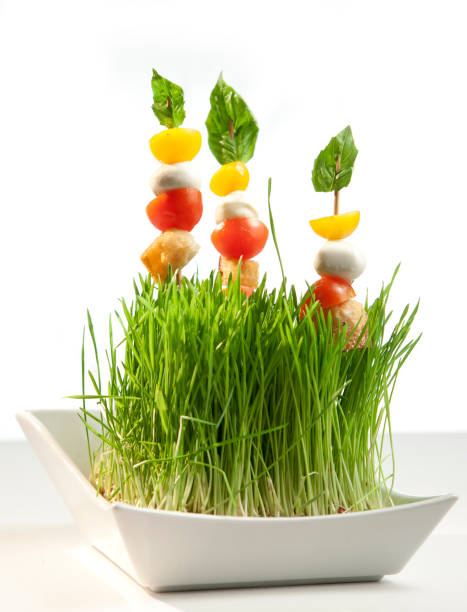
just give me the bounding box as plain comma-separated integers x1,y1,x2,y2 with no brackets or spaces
74,263,419,516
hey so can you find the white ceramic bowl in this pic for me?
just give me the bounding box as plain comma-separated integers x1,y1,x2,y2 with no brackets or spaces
17,409,457,592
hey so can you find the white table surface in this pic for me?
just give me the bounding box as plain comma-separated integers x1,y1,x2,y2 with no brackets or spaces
1,434,466,611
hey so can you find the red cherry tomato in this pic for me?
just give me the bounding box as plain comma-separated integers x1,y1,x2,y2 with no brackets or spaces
146,188,202,232
300,276,356,317
211,217,268,259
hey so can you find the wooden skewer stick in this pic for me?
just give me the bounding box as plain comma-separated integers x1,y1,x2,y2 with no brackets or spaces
334,154,341,216
176,269,182,287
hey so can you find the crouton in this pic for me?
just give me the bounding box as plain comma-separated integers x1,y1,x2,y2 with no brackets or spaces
141,229,200,283
325,299,369,350
219,256,259,289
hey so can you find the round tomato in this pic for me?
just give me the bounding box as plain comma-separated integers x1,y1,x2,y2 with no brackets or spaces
211,217,268,259
146,188,202,232
300,276,356,317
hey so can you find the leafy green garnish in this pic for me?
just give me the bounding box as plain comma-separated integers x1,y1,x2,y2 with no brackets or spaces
312,126,358,192
206,73,259,164
151,69,185,129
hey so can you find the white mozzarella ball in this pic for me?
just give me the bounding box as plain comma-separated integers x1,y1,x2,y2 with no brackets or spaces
149,162,201,196
222,190,247,204
215,199,259,224
314,240,366,281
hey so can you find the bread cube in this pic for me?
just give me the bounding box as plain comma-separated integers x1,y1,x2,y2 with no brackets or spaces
219,256,259,288
327,299,369,350
141,229,200,282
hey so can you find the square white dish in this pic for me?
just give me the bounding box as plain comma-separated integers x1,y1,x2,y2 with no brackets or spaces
17,409,457,592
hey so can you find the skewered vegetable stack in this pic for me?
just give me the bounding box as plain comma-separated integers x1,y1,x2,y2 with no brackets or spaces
206,74,268,296
303,126,368,350
141,70,202,282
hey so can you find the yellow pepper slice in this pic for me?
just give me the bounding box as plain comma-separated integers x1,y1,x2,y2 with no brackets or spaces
309,211,360,240
149,128,201,164
210,161,249,196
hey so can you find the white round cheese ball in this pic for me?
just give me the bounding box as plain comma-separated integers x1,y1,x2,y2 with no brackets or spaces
222,190,247,204
149,162,201,196
215,198,258,224
314,240,366,281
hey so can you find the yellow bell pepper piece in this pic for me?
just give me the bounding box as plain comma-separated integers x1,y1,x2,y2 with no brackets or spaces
210,161,249,196
149,128,201,164
309,211,360,240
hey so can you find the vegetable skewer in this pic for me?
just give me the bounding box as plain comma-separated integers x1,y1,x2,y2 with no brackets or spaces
141,70,202,283
304,126,368,349
206,74,268,296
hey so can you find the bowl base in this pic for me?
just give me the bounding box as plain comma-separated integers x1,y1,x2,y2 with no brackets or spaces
152,575,383,593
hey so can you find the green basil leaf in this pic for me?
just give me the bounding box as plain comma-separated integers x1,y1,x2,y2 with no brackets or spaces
151,69,185,129
205,73,259,164
311,126,358,192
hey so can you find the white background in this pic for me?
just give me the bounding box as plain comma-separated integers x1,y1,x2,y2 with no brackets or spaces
1,0,466,438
